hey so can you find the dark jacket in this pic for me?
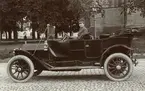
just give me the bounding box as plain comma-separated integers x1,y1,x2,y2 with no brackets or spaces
78,27,88,39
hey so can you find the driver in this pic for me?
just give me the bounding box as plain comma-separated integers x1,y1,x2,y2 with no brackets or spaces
78,21,89,39
61,21,90,42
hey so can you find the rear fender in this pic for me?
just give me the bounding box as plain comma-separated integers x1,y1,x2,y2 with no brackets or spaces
100,44,133,66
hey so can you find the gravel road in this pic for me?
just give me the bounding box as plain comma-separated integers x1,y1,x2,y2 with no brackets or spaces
0,59,145,91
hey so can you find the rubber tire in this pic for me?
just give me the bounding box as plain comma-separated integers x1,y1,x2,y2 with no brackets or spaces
7,55,34,83
104,53,133,81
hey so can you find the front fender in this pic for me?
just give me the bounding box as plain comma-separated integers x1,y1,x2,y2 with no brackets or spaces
13,49,53,69
100,44,133,66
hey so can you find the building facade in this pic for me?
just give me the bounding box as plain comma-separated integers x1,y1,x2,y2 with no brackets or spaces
88,0,145,34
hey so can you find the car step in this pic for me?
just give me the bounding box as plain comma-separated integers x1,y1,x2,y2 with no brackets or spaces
50,66,102,71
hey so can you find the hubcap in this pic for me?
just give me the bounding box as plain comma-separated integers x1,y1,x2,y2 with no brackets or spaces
116,65,121,70
18,68,22,72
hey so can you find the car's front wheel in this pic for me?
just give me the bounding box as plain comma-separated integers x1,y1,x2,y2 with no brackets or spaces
104,53,133,81
7,55,34,83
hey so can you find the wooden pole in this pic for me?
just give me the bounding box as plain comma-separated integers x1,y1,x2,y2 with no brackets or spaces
124,0,127,29
46,24,50,40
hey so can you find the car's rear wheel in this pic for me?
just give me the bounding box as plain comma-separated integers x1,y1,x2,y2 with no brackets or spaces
104,53,133,81
7,55,34,83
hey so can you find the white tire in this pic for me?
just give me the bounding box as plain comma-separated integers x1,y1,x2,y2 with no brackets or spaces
7,55,34,83
104,53,133,81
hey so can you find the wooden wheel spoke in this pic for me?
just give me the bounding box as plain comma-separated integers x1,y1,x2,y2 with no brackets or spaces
120,68,125,73
108,63,116,66
108,66,115,69
116,58,120,62
21,64,28,68
17,72,20,78
120,68,128,74
24,68,30,72
21,73,24,78
116,70,121,75
110,69,116,73
124,69,129,72
13,61,19,65
121,65,127,68
114,70,118,75
11,67,17,69
12,64,19,67
23,71,28,75
122,61,127,65
112,59,117,65
13,70,18,75
121,71,125,76
17,61,21,66
119,69,124,74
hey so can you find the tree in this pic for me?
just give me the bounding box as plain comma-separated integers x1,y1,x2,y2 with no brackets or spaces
0,0,93,40
126,0,145,16
0,0,28,40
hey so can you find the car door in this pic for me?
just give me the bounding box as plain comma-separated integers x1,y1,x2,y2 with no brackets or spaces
85,40,102,58
69,40,85,59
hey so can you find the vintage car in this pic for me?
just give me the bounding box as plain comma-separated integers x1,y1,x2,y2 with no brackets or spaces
7,32,138,82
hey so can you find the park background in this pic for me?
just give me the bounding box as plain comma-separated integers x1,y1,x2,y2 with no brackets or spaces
0,0,145,61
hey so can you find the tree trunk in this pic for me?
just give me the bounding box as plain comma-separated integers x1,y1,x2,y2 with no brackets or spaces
55,31,57,39
14,30,18,41
123,0,127,29
0,31,1,42
1,31,3,40
8,31,12,40
6,32,8,39
32,29,35,39
37,32,40,39
70,31,72,36
21,19,24,31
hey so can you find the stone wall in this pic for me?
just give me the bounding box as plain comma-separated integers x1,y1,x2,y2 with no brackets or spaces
85,0,145,35
89,7,145,34
127,11,145,28
102,7,124,33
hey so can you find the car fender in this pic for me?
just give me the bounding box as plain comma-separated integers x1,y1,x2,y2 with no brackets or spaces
100,44,133,66
14,49,53,69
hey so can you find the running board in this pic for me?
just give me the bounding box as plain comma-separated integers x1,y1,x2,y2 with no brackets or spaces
50,66,101,71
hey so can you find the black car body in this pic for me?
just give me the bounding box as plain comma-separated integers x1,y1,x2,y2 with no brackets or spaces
7,33,138,82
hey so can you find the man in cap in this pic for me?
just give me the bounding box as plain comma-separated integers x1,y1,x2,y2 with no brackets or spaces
78,21,89,39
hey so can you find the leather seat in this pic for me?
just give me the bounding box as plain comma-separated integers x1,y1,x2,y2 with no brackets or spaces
80,33,94,40
100,34,110,39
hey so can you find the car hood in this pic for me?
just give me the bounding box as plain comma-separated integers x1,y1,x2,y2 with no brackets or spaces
20,43,45,50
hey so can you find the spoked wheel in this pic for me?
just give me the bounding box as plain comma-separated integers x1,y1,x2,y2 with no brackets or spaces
104,53,133,81
33,69,43,76
7,55,34,83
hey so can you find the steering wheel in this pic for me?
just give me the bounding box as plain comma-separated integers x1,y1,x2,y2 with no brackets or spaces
61,33,70,42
